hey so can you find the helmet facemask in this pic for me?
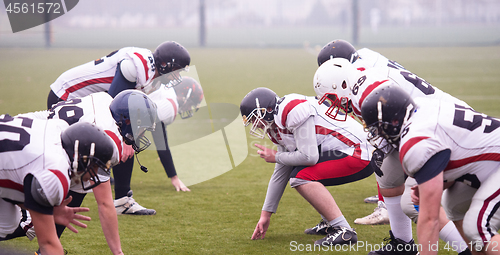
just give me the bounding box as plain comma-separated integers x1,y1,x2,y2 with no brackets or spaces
162,65,189,88
69,140,112,191
318,92,352,121
243,98,275,139
364,101,411,153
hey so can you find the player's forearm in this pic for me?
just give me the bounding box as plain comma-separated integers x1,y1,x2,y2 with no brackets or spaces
275,117,318,166
261,163,292,213
94,182,124,254
98,203,123,255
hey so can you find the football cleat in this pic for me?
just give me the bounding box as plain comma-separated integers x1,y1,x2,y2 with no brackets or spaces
304,219,335,235
354,201,390,225
114,190,156,215
314,226,357,246
368,231,419,255
364,195,379,204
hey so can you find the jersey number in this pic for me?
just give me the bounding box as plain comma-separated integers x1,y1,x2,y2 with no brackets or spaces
400,71,435,95
0,115,32,153
48,98,84,125
453,104,500,133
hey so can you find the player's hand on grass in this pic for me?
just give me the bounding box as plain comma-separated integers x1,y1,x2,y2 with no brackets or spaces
254,144,277,163
251,211,272,240
171,175,191,192
53,196,91,233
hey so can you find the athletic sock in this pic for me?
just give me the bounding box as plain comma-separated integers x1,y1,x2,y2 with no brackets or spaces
384,195,413,242
439,221,467,253
329,215,350,229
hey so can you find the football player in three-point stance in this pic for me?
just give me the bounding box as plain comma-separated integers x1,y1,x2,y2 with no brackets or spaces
361,85,500,255
241,87,379,246
17,89,157,255
0,118,114,255
313,39,471,255
46,41,192,216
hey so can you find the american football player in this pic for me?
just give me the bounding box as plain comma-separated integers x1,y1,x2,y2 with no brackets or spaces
361,85,500,255
45,41,192,216
144,76,204,192
313,40,473,255
47,41,191,108
0,119,113,255
241,87,379,246
17,90,157,255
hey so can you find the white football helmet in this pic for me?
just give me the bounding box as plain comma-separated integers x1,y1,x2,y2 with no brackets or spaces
313,58,358,121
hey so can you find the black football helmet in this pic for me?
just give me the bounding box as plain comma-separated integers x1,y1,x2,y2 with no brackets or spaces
240,87,278,139
109,90,158,153
61,122,114,191
317,39,359,66
174,77,204,119
361,85,416,150
153,41,191,87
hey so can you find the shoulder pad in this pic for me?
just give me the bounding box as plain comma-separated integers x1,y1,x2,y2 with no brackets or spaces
120,59,137,83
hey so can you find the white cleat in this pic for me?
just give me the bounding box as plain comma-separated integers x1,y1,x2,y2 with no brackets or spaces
114,190,156,215
354,201,390,225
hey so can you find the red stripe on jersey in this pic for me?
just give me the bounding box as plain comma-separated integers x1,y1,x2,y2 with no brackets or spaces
445,153,500,171
167,98,177,121
104,130,122,162
281,99,307,127
357,67,366,71
295,154,369,180
0,179,24,192
134,52,149,81
358,80,389,109
315,125,362,158
49,169,69,202
477,188,500,243
61,77,114,100
399,136,430,164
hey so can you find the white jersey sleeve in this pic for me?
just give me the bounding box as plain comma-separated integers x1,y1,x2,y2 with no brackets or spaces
49,47,156,100
148,84,178,125
274,94,313,132
270,94,373,162
400,98,500,184
0,115,70,207
123,48,156,90
357,48,391,69
48,92,123,168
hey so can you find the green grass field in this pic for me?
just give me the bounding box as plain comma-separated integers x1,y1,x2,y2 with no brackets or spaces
0,46,499,254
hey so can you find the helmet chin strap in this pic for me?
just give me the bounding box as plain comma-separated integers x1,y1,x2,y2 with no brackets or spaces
135,152,149,173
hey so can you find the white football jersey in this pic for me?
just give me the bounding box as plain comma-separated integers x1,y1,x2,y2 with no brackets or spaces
349,64,469,117
0,115,70,207
50,47,156,100
399,97,500,185
46,92,123,167
270,94,372,161
356,48,392,69
148,84,178,126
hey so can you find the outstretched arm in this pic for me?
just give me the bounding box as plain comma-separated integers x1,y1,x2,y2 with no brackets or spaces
93,181,124,255
30,210,65,255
